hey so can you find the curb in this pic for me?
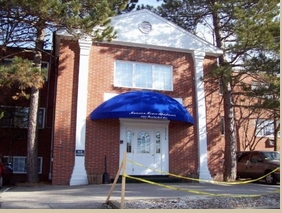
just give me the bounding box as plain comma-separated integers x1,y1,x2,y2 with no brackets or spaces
107,200,120,209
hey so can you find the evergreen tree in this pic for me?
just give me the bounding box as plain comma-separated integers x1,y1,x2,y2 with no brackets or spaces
153,0,279,181
0,0,128,184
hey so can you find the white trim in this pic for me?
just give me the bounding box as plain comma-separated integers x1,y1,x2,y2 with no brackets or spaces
69,37,92,186
110,9,223,57
193,51,212,181
119,118,169,175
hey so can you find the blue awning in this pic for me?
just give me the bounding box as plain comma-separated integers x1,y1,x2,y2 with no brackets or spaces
90,91,194,125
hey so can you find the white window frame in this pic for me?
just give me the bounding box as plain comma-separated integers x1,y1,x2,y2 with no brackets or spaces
0,106,45,129
114,60,173,91
255,119,280,138
4,156,43,174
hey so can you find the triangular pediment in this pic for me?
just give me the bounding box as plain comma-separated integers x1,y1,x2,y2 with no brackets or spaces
110,9,222,56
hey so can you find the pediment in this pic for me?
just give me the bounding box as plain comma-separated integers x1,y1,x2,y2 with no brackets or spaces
110,9,222,56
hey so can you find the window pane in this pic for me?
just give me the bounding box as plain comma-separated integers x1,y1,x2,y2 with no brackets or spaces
255,119,280,137
13,158,26,173
153,66,172,90
126,130,132,153
115,62,132,87
5,156,42,174
14,108,29,128
114,60,172,91
137,131,150,153
134,64,152,88
156,132,161,153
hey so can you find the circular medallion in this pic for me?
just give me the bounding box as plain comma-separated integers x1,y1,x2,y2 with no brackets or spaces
139,21,152,34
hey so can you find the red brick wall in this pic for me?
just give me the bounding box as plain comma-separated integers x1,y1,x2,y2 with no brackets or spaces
85,44,199,181
203,57,226,181
52,40,79,185
52,41,220,184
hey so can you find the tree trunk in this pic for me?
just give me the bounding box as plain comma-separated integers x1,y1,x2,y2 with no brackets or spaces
223,82,237,181
26,28,45,184
211,3,237,182
27,86,39,183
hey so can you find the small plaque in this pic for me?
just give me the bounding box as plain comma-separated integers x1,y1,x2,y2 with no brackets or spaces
76,150,85,156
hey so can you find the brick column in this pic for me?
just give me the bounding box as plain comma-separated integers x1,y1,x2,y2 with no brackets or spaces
193,51,212,182
70,37,92,186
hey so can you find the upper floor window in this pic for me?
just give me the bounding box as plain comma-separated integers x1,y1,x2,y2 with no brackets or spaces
255,119,280,137
114,60,173,91
0,106,45,129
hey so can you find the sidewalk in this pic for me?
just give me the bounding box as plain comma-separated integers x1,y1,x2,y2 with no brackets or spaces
0,182,280,209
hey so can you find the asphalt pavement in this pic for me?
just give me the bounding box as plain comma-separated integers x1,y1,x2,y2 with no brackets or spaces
0,181,280,209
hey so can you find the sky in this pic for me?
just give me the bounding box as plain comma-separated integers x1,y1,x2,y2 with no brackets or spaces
137,0,162,6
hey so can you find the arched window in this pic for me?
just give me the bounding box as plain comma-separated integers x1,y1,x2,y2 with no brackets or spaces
126,130,132,153
156,132,161,153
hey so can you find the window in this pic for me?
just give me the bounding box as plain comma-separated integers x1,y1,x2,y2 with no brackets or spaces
114,60,173,91
250,153,263,163
255,119,280,137
126,130,132,153
4,156,43,174
155,132,161,153
0,106,45,129
137,131,150,153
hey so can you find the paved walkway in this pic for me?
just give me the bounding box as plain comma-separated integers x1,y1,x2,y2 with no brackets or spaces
0,182,280,209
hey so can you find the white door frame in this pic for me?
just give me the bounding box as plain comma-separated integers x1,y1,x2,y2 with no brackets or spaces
119,118,170,175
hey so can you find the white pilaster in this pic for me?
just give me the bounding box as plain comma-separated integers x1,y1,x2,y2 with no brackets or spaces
192,51,212,182
70,37,92,186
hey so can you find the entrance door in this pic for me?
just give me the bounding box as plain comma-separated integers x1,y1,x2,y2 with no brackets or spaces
133,128,160,175
119,119,169,176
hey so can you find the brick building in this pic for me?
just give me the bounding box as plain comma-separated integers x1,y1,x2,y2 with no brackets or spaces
0,9,279,185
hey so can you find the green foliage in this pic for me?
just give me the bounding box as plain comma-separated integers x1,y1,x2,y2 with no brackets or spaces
0,56,47,99
241,53,280,113
0,0,129,46
0,0,130,184
154,0,280,179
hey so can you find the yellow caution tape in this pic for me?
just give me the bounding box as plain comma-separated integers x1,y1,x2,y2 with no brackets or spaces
123,174,280,198
126,159,280,185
